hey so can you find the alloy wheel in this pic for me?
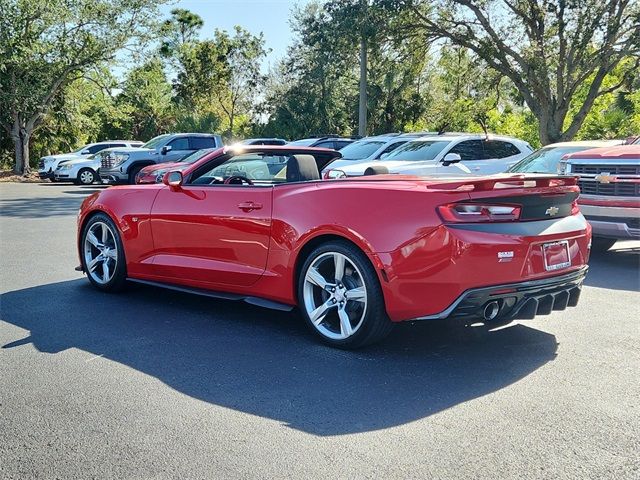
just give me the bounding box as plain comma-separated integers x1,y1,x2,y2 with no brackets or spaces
83,221,118,285
79,170,95,185
302,252,367,340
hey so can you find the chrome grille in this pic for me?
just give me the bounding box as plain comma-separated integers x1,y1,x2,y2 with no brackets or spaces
578,180,640,197
101,154,114,169
571,164,640,175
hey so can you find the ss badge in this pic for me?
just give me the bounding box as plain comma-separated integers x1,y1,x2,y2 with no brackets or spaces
498,251,514,263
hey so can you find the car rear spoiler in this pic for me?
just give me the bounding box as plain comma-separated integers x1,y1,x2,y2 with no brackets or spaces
426,174,579,192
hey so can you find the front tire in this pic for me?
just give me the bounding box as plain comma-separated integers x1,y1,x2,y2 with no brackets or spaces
81,213,127,292
591,237,616,253
76,168,96,185
128,165,145,185
297,240,393,349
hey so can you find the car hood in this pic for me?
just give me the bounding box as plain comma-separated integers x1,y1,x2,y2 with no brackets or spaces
57,157,98,167
42,153,82,162
323,158,373,172
336,159,472,176
140,161,186,174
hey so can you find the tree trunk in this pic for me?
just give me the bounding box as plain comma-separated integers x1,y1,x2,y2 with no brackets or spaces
11,122,31,175
358,34,367,137
538,107,566,146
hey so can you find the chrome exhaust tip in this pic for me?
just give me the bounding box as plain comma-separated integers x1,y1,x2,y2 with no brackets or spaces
483,301,500,321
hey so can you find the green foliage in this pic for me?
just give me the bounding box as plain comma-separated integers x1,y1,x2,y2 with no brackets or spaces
0,0,167,172
1,1,636,173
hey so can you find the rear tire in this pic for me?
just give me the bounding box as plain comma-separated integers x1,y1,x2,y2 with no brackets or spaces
297,240,393,349
591,237,616,253
81,213,127,292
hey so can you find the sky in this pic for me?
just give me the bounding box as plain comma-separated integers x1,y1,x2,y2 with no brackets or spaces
160,0,312,70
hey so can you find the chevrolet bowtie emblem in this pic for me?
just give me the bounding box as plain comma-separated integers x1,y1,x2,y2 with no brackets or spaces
595,173,616,183
545,206,559,216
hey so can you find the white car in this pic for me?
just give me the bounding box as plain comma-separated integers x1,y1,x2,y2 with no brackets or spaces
322,133,432,174
330,134,533,177
38,140,143,181
53,150,111,185
508,140,624,174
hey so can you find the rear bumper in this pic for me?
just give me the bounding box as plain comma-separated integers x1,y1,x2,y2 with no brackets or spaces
412,266,588,322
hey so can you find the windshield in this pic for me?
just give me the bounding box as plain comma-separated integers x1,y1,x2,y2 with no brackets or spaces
73,145,90,154
385,140,450,161
142,134,170,149
288,138,317,146
338,140,385,160
508,146,589,173
177,148,216,164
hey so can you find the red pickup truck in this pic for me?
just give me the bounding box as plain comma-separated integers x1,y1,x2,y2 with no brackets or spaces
561,145,640,251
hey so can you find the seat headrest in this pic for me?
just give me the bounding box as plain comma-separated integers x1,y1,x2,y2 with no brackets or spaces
363,165,390,176
286,154,320,182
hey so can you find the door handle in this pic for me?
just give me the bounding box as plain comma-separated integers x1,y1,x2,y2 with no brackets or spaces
237,201,263,212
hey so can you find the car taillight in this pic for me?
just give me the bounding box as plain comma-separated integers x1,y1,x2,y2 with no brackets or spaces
437,203,521,223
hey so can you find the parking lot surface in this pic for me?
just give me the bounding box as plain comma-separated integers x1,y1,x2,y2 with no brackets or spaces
1,182,639,479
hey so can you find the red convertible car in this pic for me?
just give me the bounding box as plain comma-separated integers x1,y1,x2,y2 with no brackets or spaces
77,146,591,348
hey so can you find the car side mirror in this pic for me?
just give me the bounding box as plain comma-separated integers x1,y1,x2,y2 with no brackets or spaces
442,153,462,166
324,169,347,179
81,149,90,155
161,145,172,155
163,170,183,188
379,152,390,159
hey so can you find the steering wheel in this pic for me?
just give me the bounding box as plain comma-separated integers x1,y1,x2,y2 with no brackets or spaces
224,175,254,185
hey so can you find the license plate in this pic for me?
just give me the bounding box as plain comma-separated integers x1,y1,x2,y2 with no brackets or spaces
543,241,571,271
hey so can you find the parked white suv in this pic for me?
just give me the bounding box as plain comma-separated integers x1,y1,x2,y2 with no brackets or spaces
330,134,532,177
38,140,143,181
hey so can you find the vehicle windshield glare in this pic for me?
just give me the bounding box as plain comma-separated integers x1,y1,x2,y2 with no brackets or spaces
338,140,385,160
177,148,216,164
385,140,450,161
142,134,170,149
508,146,588,173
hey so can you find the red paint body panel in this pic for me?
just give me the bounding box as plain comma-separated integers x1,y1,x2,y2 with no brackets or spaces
148,185,273,287
78,171,591,322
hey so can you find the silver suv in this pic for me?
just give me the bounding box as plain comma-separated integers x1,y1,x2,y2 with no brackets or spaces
99,133,224,184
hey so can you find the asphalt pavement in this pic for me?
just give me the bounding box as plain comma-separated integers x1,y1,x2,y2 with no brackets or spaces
1,182,639,479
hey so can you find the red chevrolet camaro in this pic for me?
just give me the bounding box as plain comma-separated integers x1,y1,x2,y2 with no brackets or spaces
78,145,591,348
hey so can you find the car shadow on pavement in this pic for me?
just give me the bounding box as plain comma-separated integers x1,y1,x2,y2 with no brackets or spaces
1,279,558,436
0,195,87,218
583,246,640,292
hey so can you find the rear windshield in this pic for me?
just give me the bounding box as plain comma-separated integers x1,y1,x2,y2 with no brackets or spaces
385,140,450,161
509,146,589,173
339,140,385,160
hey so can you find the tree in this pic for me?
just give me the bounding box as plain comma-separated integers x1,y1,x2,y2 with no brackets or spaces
115,60,174,140
159,8,204,58
394,0,640,144
0,0,165,174
213,27,269,137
